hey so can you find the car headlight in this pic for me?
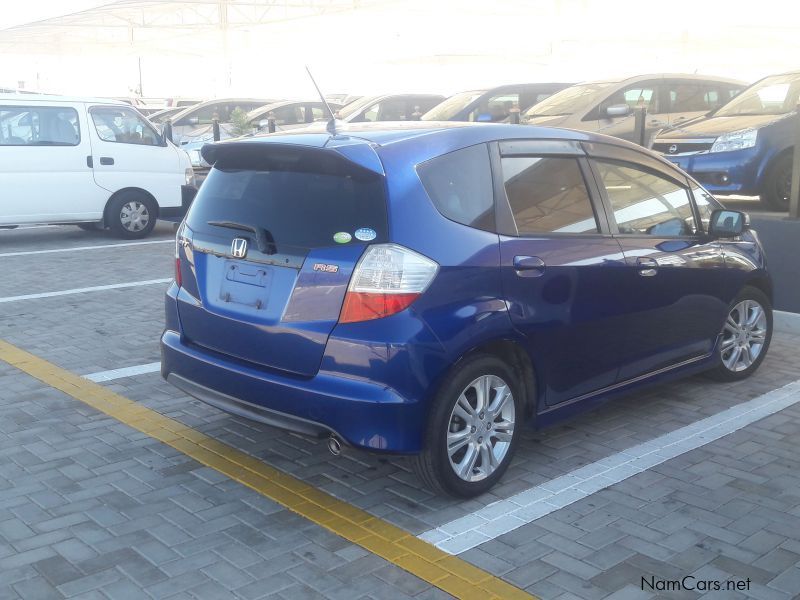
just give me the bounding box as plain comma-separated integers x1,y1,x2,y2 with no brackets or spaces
184,167,196,187
710,129,758,153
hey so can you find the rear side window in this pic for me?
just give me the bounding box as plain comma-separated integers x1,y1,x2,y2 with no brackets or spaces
595,161,697,236
186,163,387,252
0,105,79,146
502,156,599,234
417,144,495,231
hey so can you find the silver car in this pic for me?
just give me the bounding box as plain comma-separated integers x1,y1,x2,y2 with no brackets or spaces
523,74,745,144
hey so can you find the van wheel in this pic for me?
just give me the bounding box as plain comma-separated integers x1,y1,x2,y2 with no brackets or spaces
411,355,523,498
107,192,157,239
760,154,792,211
708,286,772,382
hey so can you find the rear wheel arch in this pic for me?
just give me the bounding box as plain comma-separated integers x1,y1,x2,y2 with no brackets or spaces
455,338,538,421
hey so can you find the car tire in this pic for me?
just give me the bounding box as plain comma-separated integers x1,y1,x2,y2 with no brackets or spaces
708,286,772,382
760,154,792,211
107,192,158,239
411,354,524,498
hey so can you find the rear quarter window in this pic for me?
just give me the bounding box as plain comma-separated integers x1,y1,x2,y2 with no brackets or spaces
417,144,495,232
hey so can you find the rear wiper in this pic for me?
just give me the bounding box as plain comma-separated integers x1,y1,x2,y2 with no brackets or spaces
207,220,277,255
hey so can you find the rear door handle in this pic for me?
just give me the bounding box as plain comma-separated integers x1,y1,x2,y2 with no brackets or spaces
637,257,658,276
99,156,114,165
513,255,546,277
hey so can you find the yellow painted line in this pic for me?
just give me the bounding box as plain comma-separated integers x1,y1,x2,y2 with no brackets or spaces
0,340,534,600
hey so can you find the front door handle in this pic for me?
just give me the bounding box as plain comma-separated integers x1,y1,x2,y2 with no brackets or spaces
513,255,546,277
86,155,93,168
637,257,658,276
99,156,114,165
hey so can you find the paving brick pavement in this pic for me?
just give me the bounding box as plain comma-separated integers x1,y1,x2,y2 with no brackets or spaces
2,225,800,599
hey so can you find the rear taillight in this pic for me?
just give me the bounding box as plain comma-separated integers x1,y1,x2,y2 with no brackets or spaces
339,244,438,324
174,232,183,288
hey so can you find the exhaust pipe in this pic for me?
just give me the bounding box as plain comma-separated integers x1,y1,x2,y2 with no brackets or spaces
327,434,342,456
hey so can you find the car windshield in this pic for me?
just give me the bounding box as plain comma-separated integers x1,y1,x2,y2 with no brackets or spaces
523,82,614,118
422,90,486,120
336,95,381,119
714,73,800,117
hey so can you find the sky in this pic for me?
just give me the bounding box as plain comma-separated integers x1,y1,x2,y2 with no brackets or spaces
0,0,799,100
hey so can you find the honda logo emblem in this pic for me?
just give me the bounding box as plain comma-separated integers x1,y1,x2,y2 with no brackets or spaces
231,238,248,258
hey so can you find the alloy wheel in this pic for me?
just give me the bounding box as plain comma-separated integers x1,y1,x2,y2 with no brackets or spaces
720,299,768,372
120,201,150,232
446,374,515,482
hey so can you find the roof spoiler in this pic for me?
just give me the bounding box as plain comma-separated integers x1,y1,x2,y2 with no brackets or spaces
201,140,384,177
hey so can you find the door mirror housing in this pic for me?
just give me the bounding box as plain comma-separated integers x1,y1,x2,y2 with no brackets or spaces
708,209,749,238
605,104,631,118
188,116,200,126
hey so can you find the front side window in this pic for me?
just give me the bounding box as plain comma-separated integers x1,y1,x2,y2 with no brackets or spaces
91,107,161,145
595,161,697,236
502,156,599,234
691,184,722,233
0,105,79,146
418,144,494,231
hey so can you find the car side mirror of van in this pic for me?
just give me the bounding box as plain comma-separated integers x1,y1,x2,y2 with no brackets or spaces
258,119,268,130
605,104,631,118
188,116,199,126
708,209,749,238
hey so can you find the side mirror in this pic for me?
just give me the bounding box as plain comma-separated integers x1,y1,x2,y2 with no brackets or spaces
188,116,199,126
605,104,631,118
258,119,268,130
708,209,749,238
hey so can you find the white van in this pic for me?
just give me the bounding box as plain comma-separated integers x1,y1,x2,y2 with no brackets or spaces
0,95,194,238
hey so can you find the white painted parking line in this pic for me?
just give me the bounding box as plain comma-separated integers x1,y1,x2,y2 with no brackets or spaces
0,279,171,304
0,239,172,258
419,379,800,555
84,362,162,382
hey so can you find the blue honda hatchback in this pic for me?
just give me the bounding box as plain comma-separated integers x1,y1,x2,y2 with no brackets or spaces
162,121,773,497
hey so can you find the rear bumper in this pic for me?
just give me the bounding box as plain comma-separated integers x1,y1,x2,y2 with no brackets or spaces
160,329,428,453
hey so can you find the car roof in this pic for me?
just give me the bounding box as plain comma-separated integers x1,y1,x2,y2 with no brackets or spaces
218,120,648,150
581,73,746,86
0,93,128,105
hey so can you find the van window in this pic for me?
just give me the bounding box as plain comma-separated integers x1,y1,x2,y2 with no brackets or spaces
0,105,79,146
595,161,697,236
90,107,161,146
418,144,495,231
502,156,599,234
469,94,519,122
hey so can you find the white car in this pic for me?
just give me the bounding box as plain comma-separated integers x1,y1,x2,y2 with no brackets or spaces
0,94,194,238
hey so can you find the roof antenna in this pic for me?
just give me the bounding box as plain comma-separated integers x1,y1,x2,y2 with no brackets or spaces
305,65,341,137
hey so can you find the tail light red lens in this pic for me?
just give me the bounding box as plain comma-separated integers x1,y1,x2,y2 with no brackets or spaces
339,244,438,324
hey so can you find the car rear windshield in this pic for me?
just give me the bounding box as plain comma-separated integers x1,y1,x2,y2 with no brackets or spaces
185,164,388,253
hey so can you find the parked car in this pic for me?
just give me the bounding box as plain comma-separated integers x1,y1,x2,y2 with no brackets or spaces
181,100,343,173
170,98,277,145
148,106,184,124
422,83,572,122
0,94,193,238
162,122,772,497
653,71,800,211
325,94,362,107
335,94,445,122
523,74,746,144
248,100,342,132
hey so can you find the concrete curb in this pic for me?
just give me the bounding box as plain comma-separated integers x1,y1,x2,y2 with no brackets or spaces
775,310,800,334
